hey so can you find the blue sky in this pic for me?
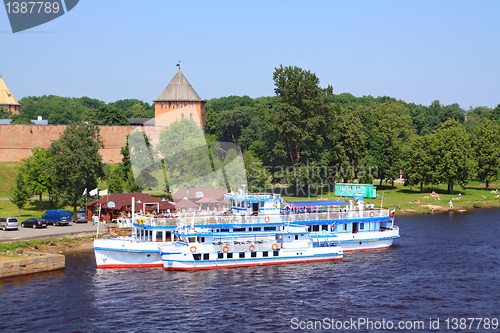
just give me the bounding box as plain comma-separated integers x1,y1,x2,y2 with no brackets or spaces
1,0,499,109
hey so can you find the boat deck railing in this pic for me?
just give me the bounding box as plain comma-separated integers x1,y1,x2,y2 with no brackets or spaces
131,208,390,227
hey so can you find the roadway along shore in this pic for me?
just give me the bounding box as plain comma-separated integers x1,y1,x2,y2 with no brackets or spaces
0,221,100,243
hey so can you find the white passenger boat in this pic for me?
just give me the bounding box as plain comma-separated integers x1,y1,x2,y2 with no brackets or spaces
159,225,343,270
223,189,400,252
93,218,177,268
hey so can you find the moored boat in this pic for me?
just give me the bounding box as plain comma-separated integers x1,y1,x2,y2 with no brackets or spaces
159,225,343,270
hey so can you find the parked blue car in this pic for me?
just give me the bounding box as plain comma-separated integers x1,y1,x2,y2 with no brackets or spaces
42,210,72,226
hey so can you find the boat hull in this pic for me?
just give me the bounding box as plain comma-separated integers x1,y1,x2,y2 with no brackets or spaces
160,247,343,270
335,229,399,252
93,238,170,268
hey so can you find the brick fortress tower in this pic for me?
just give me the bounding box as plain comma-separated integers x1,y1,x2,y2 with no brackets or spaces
153,70,206,130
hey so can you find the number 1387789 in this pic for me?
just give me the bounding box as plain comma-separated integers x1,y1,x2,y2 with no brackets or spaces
5,2,60,14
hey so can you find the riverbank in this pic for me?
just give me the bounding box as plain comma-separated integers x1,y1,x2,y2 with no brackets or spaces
0,234,96,278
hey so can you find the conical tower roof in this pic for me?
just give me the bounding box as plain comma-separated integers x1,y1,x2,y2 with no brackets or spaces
0,77,20,106
154,70,202,102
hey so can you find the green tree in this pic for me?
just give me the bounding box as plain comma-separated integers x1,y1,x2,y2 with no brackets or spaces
0,106,13,119
262,65,333,168
48,124,105,213
491,103,500,124
404,134,436,192
10,173,31,217
359,101,414,186
434,119,475,194
157,119,221,191
328,105,366,182
21,147,53,210
243,151,269,192
475,118,500,189
119,134,143,193
106,165,124,194
92,106,130,125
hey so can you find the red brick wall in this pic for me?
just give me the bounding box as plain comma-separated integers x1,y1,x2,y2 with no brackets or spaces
0,125,136,162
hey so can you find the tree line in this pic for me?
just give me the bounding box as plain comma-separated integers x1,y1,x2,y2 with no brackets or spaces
1,95,154,125
204,65,500,194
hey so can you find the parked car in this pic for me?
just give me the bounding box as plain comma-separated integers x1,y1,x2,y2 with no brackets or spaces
42,210,72,226
73,212,88,223
21,217,47,229
0,217,19,230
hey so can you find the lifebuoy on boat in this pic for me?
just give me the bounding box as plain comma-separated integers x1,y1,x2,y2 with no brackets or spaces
369,211,375,217
264,216,270,222
223,245,229,253
272,243,278,250
249,244,255,251
190,246,197,253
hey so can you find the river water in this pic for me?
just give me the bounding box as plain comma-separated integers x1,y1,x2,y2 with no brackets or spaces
1,209,499,332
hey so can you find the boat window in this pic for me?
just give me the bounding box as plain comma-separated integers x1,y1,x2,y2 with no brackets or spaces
273,251,279,256
233,228,245,232
156,231,163,242
262,251,268,257
252,227,261,231
221,228,229,232
227,253,233,259
312,225,320,232
259,201,264,208
239,252,245,258
307,226,312,232
295,235,298,240
196,237,205,243
264,227,276,231
344,224,347,231
322,225,328,231
251,252,257,258
360,223,364,230
203,253,209,260
188,237,196,243
193,254,201,260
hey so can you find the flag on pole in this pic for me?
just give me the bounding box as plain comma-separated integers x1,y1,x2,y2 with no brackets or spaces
89,188,98,196
99,189,108,196
390,209,395,218
81,188,87,197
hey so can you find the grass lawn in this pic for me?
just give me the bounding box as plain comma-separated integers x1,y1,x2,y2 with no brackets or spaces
0,199,73,220
0,162,21,198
